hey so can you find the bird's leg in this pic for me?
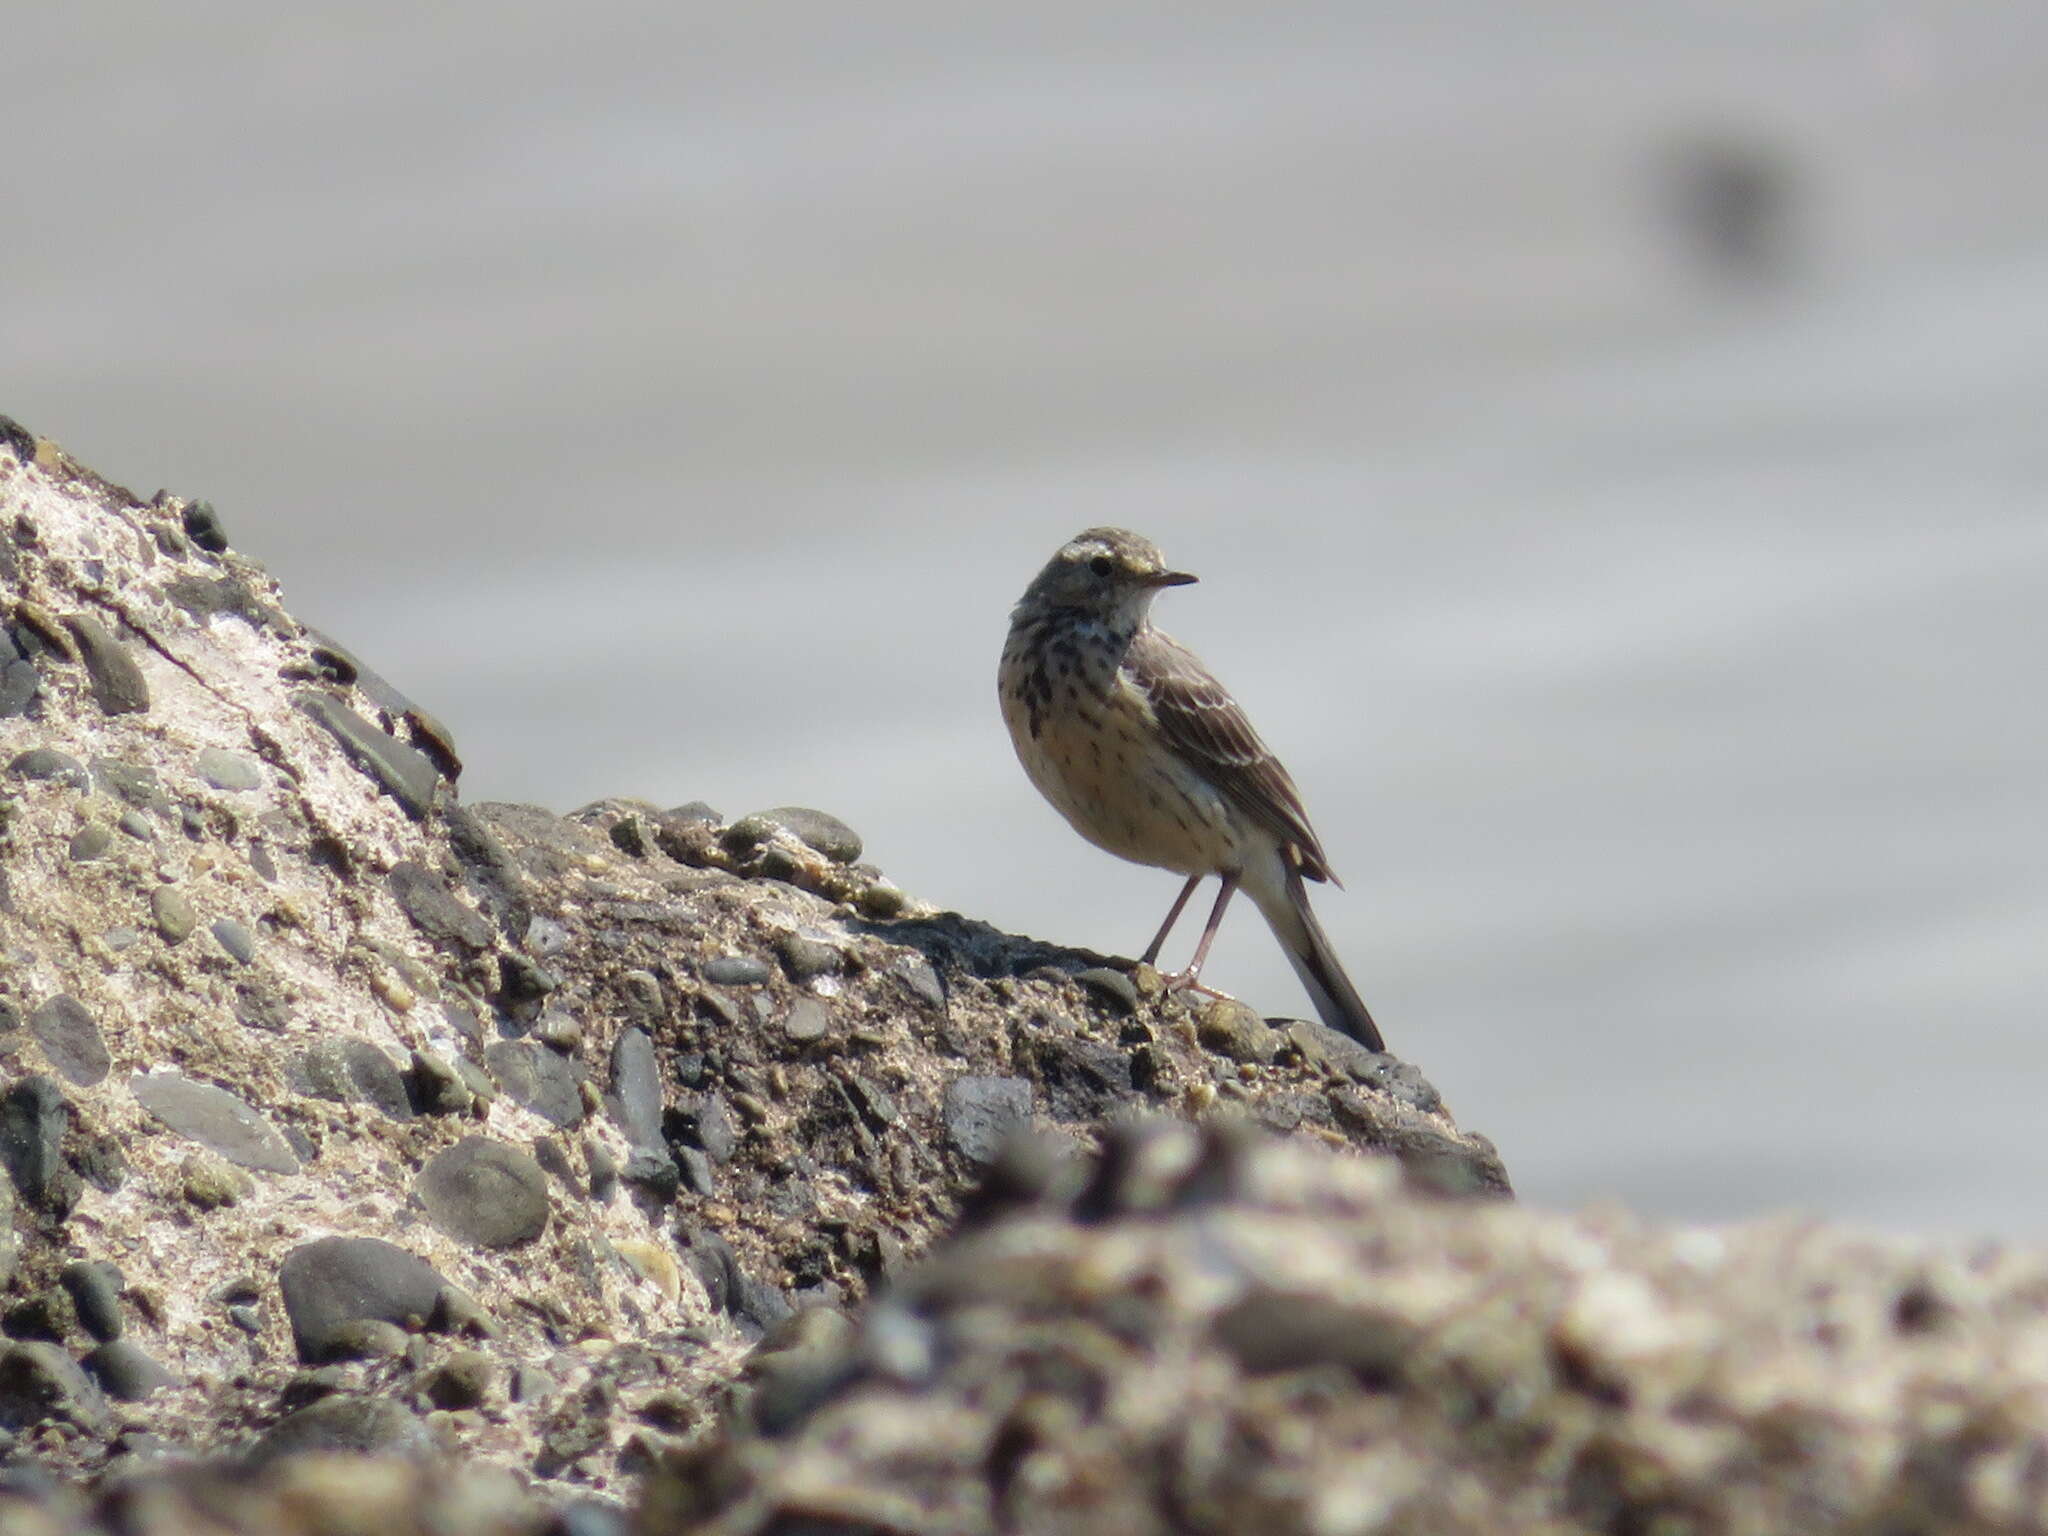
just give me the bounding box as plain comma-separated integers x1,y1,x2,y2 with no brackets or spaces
1163,872,1240,998
1140,875,1204,967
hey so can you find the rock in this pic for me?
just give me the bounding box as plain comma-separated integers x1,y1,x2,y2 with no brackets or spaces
484,1040,585,1128
6,748,87,788
245,1395,433,1466
26,994,110,1086
0,1341,107,1432
701,955,770,987
295,691,442,818
387,860,495,950
180,1151,251,1209
782,998,833,1044
416,1138,551,1249
424,1348,495,1410
0,1073,70,1212
80,1340,177,1402
66,823,110,861
195,746,262,791
210,917,256,965
1074,966,1139,1014
278,1237,448,1363
1197,999,1281,1063
131,1073,298,1174
0,659,36,718
181,498,230,551
64,615,150,715
692,1094,739,1164
58,1261,124,1342
606,1027,664,1150
752,807,863,864
149,885,198,944
773,932,842,982
943,1076,1034,1165
296,1038,415,1121
895,956,947,1012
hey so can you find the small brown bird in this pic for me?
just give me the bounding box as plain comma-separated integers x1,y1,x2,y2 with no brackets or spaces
999,528,1385,1051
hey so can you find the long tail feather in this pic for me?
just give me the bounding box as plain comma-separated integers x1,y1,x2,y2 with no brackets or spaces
1254,864,1386,1053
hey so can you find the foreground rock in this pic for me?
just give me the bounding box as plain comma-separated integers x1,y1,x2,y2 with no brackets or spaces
0,418,1499,1500
649,1120,2048,1536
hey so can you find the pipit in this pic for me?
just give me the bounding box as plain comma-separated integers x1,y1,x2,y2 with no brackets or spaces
999,527,1385,1052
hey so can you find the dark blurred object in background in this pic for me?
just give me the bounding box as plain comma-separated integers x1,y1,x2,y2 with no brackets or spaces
1657,132,1804,286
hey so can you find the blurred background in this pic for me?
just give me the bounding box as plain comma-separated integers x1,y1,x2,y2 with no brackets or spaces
4,3,2044,1235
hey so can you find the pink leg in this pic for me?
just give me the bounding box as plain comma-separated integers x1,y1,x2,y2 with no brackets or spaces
1141,875,1203,966
1166,873,1240,995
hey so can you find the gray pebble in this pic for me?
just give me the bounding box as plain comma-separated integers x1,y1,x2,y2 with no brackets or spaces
408,1050,471,1116
895,957,947,1012
782,998,833,1044
944,1076,1035,1164
210,917,256,964
150,886,197,944
753,806,862,864
229,1303,264,1336
536,1009,584,1054
318,1318,412,1361
1197,999,1282,1064
194,747,261,792
676,1146,717,1198
116,810,153,841
278,1236,448,1363
693,1093,739,1164
65,615,150,716
0,1340,108,1433
67,824,110,861
483,1039,585,1127
246,1395,432,1466
386,861,494,950
0,659,36,718
1075,967,1140,1015
416,1137,551,1249
130,1072,298,1173
295,1038,414,1121
607,1028,664,1151
80,1340,176,1402
666,800,721,825
774,933,842,982
7,748,87,789
702,955,770,987
181,499,230,552
294,691,441,819
424,1349,495,1410
58,1261,123,1342
91,758,165,810
102,926,141,951
0,1078,72,1210
27,994,110,1087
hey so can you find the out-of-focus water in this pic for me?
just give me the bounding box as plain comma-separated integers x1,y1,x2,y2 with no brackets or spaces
5,4,2045,1234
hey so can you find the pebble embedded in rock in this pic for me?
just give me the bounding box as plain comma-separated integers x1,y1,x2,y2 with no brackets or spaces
210,918,256,965
0,1341,108,1433
895,957,946,1012
752,807,862,864
295,1038,415,1121
774,933,842,982
606,1028,664,1151
1074,967,1140,1015
27,995,110,1087
693,1093,739,1164
179,1150,252,1209
66,824,110,861
246,1395,433,1466
194,747,261,792
944,1076,1034,1164
424,1349,494,1410
782,998,833,1044
117,810,153,841
386,861,494,950
130,1073,298,1174
278,1237,449,1363
483,1040,585,1128
702,955,770,987
1197,1000,1281,1064
0,659,36,718
181,499,230,552
150,886,197,944
7,748,87,789
5,1077,79,1212
80,1340,176,1402
58,1261,124,1343
416,1137,551,1250
64,615,150,716
295,691,441,819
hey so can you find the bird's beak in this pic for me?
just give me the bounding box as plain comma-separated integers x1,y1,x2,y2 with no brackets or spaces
1144,569,1198,588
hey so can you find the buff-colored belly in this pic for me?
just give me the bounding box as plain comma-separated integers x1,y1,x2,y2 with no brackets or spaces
1003,681,1248,877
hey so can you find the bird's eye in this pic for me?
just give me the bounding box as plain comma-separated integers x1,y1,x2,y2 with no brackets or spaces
1089,556,1113,577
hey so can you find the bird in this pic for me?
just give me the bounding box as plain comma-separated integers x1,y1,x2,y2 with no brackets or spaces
998,527,1385,1052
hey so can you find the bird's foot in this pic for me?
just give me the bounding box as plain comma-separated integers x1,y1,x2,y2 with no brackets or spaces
1162,970,1239,1005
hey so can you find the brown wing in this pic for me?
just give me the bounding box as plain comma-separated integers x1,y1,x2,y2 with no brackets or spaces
1128,627,1339,883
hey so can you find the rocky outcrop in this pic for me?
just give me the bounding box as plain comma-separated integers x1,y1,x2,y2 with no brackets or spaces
0,419,1501,1514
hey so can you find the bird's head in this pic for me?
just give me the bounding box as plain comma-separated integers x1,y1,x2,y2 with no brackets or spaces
1014,527,1197,626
